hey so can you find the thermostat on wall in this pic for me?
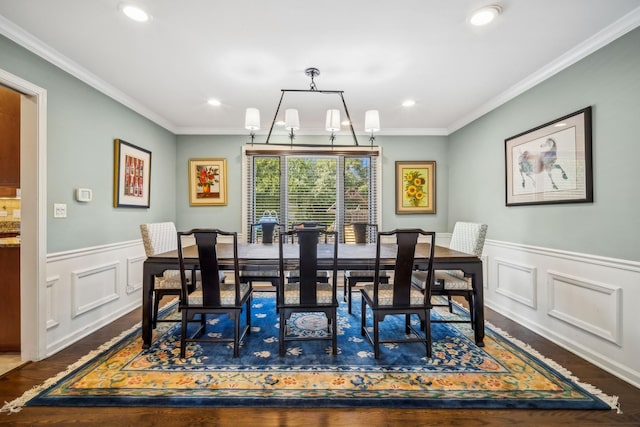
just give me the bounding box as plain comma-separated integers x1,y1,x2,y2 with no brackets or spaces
75,188,93,202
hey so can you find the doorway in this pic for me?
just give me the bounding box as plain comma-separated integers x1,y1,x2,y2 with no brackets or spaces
0,67,47,363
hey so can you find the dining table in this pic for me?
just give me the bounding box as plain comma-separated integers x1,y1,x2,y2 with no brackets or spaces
140,242,485,349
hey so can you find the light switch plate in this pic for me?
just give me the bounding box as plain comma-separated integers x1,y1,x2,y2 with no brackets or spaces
54,203,67,218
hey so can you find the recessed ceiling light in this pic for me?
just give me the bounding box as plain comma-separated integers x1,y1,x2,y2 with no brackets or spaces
341,120,351,126
121,4,150,22
554,122,567,127
402,100,416,107
469,5,501,26
207,99,221,106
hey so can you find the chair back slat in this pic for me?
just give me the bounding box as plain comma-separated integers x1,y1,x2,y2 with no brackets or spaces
376,229,435,306
279,227,338,306
178,228,240,306
298,229,320,305
194,231,222,306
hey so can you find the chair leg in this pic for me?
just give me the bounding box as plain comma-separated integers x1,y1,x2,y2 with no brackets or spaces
405,314,411,334
361,296,367,337
373,312,380,359
233,313,240,358
347,278,354,314
466,293,475,328
246,299,252,335
279,311,286,357
152,291,161,328
447,296,454,313
331,309,338,355
424,310,432,358
180,310,188,358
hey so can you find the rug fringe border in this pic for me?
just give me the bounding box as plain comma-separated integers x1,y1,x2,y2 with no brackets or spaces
477,312,621,414
1,317,144,414
1,297,622,415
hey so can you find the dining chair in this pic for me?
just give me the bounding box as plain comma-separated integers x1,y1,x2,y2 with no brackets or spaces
411,222,487,328
140,222,197,328
278,227,339,357
285,222,330,284
177,229,253,358
361,228,436,359
239,222,281,288
343,223,389,314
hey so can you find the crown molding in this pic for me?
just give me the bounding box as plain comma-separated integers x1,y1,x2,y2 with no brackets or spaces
2,7,639,138
447,6,640,134
0,14,178,134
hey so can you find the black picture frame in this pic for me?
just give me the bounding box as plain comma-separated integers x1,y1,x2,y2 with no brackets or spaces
505,107,592,207
113,139,151,208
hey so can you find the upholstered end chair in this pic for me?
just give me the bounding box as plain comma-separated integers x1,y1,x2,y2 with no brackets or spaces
411,222,487,326
140,222,224,327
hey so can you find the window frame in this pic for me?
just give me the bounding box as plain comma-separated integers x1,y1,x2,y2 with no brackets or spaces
242,145,382,242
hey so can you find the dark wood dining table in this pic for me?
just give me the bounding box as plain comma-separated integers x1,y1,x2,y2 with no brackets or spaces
141,242,485,349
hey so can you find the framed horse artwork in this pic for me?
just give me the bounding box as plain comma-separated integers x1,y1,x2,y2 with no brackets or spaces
505,107,593,206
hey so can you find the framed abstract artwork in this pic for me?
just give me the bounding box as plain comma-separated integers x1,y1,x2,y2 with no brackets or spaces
395,161,436,214
189,158,228,206
113,139,151,208
505,107,593,206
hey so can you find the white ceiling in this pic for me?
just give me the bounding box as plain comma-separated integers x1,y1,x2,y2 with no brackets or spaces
1,0,639,140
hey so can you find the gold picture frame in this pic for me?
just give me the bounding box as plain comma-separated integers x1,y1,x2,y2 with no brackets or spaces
395,161,436,214
188,158,227,206
113,139,151,208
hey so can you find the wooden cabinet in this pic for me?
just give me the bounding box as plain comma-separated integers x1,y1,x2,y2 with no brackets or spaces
0,245,20,351
0,86,20,197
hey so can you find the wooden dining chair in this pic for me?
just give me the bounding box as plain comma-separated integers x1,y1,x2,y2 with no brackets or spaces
361,228,436,359
177,229,253,358
343,223,389,314
411,222,487,328
239,222,281,288
278,227,339,357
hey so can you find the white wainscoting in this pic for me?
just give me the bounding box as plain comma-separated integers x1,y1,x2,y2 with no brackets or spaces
484,239,640,388
45,240,145,356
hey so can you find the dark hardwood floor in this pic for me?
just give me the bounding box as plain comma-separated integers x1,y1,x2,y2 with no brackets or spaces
1,297,638,427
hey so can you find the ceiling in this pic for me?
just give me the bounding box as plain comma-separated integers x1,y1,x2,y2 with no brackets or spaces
1,0,639,141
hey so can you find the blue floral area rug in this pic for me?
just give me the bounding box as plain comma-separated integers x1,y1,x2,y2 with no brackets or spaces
4,293,617,411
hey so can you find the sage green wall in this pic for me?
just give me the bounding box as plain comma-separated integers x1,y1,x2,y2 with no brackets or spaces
448,27,640,261
0,34,178,252
175,135,449,234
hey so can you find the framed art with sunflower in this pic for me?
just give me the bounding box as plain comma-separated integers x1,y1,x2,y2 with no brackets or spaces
395,161,436,214
188,158,227,206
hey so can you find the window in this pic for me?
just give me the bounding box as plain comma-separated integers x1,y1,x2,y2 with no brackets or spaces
244,147,380,241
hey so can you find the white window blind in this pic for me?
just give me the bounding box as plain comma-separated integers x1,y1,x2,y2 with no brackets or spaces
245,148,380,242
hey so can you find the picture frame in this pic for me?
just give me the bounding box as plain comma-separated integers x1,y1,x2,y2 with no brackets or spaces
113,139,151,208
395,161,436,214
189,158,228,206
505,107,593,206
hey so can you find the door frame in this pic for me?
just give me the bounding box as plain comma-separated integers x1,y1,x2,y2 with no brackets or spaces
0,68,47,361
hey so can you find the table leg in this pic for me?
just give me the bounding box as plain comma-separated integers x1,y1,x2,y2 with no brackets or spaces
142,265,154,349
470,262,485,347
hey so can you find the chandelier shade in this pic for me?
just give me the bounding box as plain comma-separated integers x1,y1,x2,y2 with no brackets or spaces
244,108,260,131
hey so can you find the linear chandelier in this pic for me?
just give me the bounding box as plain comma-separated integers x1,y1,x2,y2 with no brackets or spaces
244,68,380,147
